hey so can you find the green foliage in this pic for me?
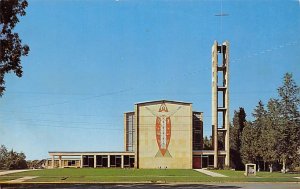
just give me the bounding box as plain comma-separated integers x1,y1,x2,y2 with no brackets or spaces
0,144,28,170
0,0,30,96
203,136,212,150
26,159,46,169
260,99,280,172
276,73,300,172
230,107,246,170
238,73,300,172
251,101,266,168
240,122,257,164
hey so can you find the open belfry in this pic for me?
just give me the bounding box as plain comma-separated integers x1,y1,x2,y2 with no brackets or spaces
46,41,231,169
212,41,230,168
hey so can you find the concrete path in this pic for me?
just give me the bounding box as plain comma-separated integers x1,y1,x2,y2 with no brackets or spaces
0,169,31,176
194,169,228,177
6,176,38,183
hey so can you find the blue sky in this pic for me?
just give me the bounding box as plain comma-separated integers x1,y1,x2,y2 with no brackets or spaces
0,0,299,160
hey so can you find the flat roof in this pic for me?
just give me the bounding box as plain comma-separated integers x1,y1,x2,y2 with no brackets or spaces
49,151,130,153
48,151,135,156
136,99,192,106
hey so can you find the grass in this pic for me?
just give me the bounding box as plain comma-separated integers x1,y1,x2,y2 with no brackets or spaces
1,168,300,183
211,170,300,182
5,169,209,182
0,176,21,182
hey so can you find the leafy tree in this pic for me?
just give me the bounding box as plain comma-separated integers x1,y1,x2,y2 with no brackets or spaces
0,144,27,170
27,159,46,169
0,0,30,96
0,145,8,169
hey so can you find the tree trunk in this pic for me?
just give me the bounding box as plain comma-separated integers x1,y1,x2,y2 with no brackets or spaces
257,161,260,172
282,159,286,173
264,161,266,171
269,164,273,173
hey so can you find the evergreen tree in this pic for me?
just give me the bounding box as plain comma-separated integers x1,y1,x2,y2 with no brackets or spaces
262,99,281,172
255,99,280,172
240,122,257,164
230,107,246,170
277,73,300,172
252,101,267,171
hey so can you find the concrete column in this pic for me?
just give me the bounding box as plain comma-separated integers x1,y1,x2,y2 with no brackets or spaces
52,155,55,168
94,155,97,168
224,41,230,167
121,155,124,168
108,155,110,168
189,104,193,169
124,113,127,151
200,155,203,169
134,104,139,168
80,155,83,168
59,155,62,168
212,41,218,168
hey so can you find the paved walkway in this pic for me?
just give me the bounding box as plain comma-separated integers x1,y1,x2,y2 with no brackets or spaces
0,169,31,176
194,169,228,177
6,176,38,183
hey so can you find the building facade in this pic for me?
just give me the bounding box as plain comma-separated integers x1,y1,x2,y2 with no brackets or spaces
46,41,230,169
126,100,196,169
46,100,216,169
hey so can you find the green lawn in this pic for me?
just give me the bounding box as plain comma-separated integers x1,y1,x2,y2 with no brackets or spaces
211,170,300,182
5,169,209,182
1,168,300,183
0,176,21,182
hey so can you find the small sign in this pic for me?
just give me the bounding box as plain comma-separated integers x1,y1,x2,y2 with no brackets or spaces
245,163,256,176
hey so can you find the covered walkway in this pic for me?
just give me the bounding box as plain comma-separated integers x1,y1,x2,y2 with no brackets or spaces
47,151,135,169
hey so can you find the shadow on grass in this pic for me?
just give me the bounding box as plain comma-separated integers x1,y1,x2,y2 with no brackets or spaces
0,183,242,189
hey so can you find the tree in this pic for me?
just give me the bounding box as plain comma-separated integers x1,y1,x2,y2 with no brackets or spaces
203,136,212,150
240,122,254,163
0,145,8,169
251,101,267,171
230,107,247,170
235,73,299,172
261,99,281,172
247,73,300,173
0,0,30,96
277,73,300,172
27,159,46,169
0,144,27,170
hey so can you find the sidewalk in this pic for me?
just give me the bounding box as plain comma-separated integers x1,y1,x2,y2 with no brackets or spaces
194,169,228,177
0,169,31,176
6,176,38,183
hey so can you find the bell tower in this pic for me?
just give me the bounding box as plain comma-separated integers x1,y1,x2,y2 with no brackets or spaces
212,41,230,168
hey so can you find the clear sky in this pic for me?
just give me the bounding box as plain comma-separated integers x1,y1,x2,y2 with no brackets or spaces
0,0,299,160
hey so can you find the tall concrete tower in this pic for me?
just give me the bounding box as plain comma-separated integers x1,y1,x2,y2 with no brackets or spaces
212,41,230,168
